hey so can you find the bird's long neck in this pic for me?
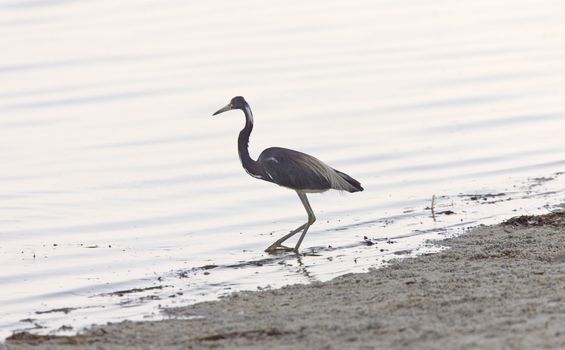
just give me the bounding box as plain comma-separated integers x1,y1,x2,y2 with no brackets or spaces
238,104,268,180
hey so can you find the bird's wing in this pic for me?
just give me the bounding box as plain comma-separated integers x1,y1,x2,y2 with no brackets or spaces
258,147,356,192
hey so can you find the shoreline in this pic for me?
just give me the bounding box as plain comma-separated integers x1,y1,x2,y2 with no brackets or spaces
6,210,565,349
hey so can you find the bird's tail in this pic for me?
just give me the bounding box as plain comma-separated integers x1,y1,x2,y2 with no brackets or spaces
334,169,364,192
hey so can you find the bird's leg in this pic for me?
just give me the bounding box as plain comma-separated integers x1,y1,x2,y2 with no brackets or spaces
264,223,307,253
293,192,316,253
265,191,316,254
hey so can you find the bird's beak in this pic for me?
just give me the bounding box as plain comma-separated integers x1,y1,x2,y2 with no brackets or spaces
212,103,233,116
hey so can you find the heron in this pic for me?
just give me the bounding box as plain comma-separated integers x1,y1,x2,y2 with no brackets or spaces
213,96,363,253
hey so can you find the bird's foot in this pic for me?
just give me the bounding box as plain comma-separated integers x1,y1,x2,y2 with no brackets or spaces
264,244,294,254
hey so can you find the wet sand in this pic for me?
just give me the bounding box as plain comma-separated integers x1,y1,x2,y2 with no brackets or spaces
6,211,565,350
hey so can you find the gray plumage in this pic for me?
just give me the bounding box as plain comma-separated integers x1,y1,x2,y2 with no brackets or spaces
258,147,362,193
213,96,363,253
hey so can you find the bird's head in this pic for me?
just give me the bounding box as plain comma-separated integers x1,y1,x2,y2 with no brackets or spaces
212,96,247,116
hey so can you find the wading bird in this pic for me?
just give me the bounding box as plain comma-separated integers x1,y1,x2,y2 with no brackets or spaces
213,96,363,253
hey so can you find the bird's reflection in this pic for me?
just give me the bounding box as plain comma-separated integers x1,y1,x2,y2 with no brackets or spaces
295,255,319,283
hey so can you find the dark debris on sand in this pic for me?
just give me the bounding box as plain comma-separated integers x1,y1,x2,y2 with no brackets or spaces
503,211,565,227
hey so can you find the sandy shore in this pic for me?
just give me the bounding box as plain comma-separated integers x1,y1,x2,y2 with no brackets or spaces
6,211,565,350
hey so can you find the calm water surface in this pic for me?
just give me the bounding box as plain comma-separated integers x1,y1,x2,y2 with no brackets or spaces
1,0,565,339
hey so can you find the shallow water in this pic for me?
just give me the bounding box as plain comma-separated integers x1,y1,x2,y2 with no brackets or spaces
1,0,565,339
